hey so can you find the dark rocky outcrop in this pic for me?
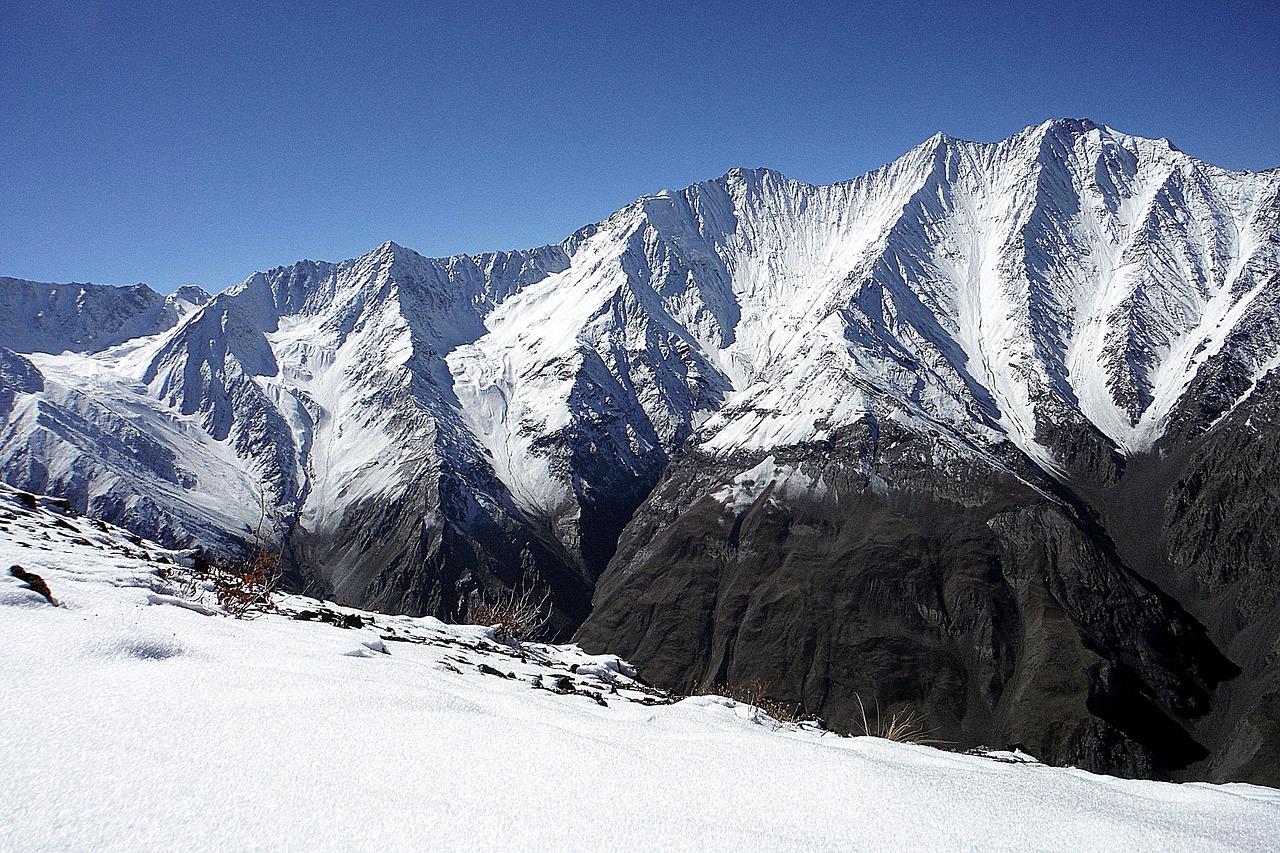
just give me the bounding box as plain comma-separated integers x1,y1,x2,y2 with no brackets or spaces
1154,374,1280,785
577,418,1243,781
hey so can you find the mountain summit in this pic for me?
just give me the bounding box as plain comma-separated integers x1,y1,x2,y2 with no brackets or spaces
1,121,1278,782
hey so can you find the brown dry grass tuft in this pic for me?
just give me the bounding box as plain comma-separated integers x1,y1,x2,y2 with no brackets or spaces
853,694,946,746
694,679,816,727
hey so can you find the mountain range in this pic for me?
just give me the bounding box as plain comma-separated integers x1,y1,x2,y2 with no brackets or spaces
2,118,1277,783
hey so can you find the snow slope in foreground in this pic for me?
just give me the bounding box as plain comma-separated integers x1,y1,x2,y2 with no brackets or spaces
1,487,1278,852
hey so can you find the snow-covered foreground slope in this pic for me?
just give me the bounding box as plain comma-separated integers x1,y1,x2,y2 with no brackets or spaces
2,487,1279,852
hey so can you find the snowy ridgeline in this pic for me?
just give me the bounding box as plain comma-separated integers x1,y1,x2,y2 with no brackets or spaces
4,120,1279,593
2,485,1279,852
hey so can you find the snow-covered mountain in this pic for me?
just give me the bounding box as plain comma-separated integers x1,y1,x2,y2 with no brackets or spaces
1,119,1278,782
0,278,209,355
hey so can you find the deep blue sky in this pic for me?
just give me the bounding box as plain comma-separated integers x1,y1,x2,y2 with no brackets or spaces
3,1,1277,294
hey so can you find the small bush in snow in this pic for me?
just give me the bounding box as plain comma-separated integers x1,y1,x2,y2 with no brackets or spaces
468,585,551,643
163,548,281,618
853,694,944,745
695,679,812,726
213,549,281,617
213,486,281,617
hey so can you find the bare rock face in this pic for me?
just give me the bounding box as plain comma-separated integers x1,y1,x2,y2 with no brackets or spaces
1150,374,1280,785
576,419,1236,779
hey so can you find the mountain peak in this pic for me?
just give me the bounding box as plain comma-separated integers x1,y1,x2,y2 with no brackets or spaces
1043,117,1102,136
719,166,791,187
371,240,412,261
170,284,211,305
361,240,434,276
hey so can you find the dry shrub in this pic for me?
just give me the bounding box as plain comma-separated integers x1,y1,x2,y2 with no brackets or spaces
176,549,281,618
468,585,551,643
215,549,281,617
853,694,945,745
152,487,282,618
695,679,813,726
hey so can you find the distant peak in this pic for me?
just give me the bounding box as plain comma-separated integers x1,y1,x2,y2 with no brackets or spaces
170,285,211,305
908,131,956,159
1044,117,1102,136
723,166,786,181
640,167,793,205
715,167,792,194
365,240,428,268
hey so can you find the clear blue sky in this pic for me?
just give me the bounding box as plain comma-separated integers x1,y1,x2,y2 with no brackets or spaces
3,0,1277,294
